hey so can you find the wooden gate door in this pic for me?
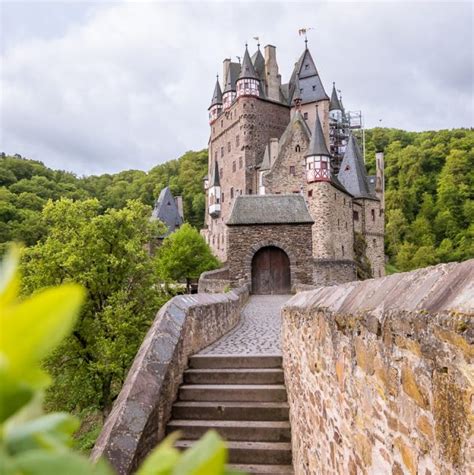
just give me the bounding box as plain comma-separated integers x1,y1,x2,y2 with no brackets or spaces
251,246,291,294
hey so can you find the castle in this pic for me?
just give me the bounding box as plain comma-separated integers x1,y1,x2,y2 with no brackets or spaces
202,41,385,292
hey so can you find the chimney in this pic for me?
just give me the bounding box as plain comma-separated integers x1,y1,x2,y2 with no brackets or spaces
375,151,385,210
223,58,231,85
269,138,279,167
264,45,281,102
175,196,184,221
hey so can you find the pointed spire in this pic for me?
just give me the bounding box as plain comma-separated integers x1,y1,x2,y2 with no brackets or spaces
329,82,342,111
239,44,259,80
337,133,372,197
209,75,223,108
211,159,220,187
306,107,330,157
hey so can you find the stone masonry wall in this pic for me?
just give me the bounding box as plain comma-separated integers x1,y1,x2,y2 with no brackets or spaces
91,287,248,474
282,260,473,475
307,181,354,262
227,223,314,289
205,96,290,261
313,258,356,285
198,267,231,293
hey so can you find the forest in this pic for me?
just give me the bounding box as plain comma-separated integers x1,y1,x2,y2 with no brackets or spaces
1,127,473,447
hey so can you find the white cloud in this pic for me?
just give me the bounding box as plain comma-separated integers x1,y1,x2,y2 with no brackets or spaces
0,1,472,175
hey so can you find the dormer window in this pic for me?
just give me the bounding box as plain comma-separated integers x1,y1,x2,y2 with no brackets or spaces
305,64,309,70
312,85,316,91
304,112,308,120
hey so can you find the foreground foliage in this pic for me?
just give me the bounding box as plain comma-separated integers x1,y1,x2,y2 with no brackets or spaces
0,247,242,474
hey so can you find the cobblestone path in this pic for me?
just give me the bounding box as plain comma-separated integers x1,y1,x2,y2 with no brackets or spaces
198,295,291,356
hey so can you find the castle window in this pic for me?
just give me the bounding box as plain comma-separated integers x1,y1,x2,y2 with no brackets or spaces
379,209,383,217
236,135,240,147
248,189,252,194
373,239,377,246
334,193,337,200
303,112,308,120
308,189,313,197
295,145,301,152
289,165,295,176
305,64,309,70
371,209,375,221
342,245,345,256
239,157,243,169
321,161,328,170
221,147,224,157
300,88,303,94
222,192,224,203
343,198,346,205
220,168,223,178
228,142,231,152
353,211,359,221
221,120,223,127
338,218,340,228
232,161,236,172
230,187,234,199
312,85,316,91
345,222,348,230
213,127,215,133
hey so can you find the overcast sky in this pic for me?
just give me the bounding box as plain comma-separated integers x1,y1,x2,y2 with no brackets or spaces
1,0,472,175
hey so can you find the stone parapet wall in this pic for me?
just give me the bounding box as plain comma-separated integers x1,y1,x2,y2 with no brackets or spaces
282,260,473,475
91,287,249,474
313,258,356,285
198,267,232,293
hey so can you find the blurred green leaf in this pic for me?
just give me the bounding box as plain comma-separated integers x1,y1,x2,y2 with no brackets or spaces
136,432,181,475
0,244,21,307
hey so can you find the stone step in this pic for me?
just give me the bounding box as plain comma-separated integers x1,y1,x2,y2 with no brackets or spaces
167,419,291,442
189,355,282,369
175,440,292,465
183,368,285,385
227,464,294,475
172,401,290,421
178,384,287,402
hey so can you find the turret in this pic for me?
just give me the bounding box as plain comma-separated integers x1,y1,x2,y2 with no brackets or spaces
305,107,331,182
208,76,223,124
208,160,221,218
375,151,385,209
236,44,260,98
329,82,343,122
293,74,302,110
222,60,239,110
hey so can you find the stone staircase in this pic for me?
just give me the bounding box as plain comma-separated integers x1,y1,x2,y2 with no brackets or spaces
168,354,293,475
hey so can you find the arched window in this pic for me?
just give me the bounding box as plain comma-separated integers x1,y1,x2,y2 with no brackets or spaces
295,145,301,152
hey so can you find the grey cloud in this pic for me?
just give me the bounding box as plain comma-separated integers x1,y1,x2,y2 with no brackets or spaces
1,1,472,175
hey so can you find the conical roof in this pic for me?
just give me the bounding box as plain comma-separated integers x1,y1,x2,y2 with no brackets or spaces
306,110,330,157
329,82,342,111
239,45,259,80
337,134,372,198
259,144,271,171
292,74,302,103
210,159,220,187
209,77,222,109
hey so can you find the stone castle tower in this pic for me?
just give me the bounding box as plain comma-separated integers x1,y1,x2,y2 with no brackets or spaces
202,41,385,291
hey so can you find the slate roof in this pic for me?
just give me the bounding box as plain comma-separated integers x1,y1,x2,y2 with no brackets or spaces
288,47,328,105
223,62,241,93
227,194,314,226
329,82,342,111
306,110,330,157
209,77,222,109
210,159,220,187
239,45,259,80
337,134,374,199
151,187,183,236
251,48,265,81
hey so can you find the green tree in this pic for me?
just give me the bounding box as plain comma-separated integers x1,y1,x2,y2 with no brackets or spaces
156,223,219,292
21,198,169,416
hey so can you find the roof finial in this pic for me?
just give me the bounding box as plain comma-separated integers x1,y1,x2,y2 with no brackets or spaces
253,36,260,49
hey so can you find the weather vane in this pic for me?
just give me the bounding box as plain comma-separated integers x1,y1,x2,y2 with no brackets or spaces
298,27,314,47
253,36,261,49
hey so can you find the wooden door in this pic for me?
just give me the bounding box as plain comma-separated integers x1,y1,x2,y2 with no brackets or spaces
251,246,291,294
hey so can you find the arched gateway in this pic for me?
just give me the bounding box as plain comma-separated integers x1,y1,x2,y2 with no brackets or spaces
251,246,291,294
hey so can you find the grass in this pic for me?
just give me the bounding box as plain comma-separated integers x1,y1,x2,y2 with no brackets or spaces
385,262,400,275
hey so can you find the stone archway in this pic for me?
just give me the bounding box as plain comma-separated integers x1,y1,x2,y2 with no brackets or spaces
251,246,291,294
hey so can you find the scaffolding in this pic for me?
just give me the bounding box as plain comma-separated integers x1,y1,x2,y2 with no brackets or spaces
329,108,365,172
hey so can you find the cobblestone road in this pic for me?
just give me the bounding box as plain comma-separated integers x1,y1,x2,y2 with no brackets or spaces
198,295,291,356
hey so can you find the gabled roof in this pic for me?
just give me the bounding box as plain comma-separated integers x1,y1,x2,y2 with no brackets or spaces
151,187,183,236
209,77,222,109
210,159,220,187
329,82,342,111
239,45,259,80
227,194,314,226
223,62,241,93
306,110,330,157
337,134,373,198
